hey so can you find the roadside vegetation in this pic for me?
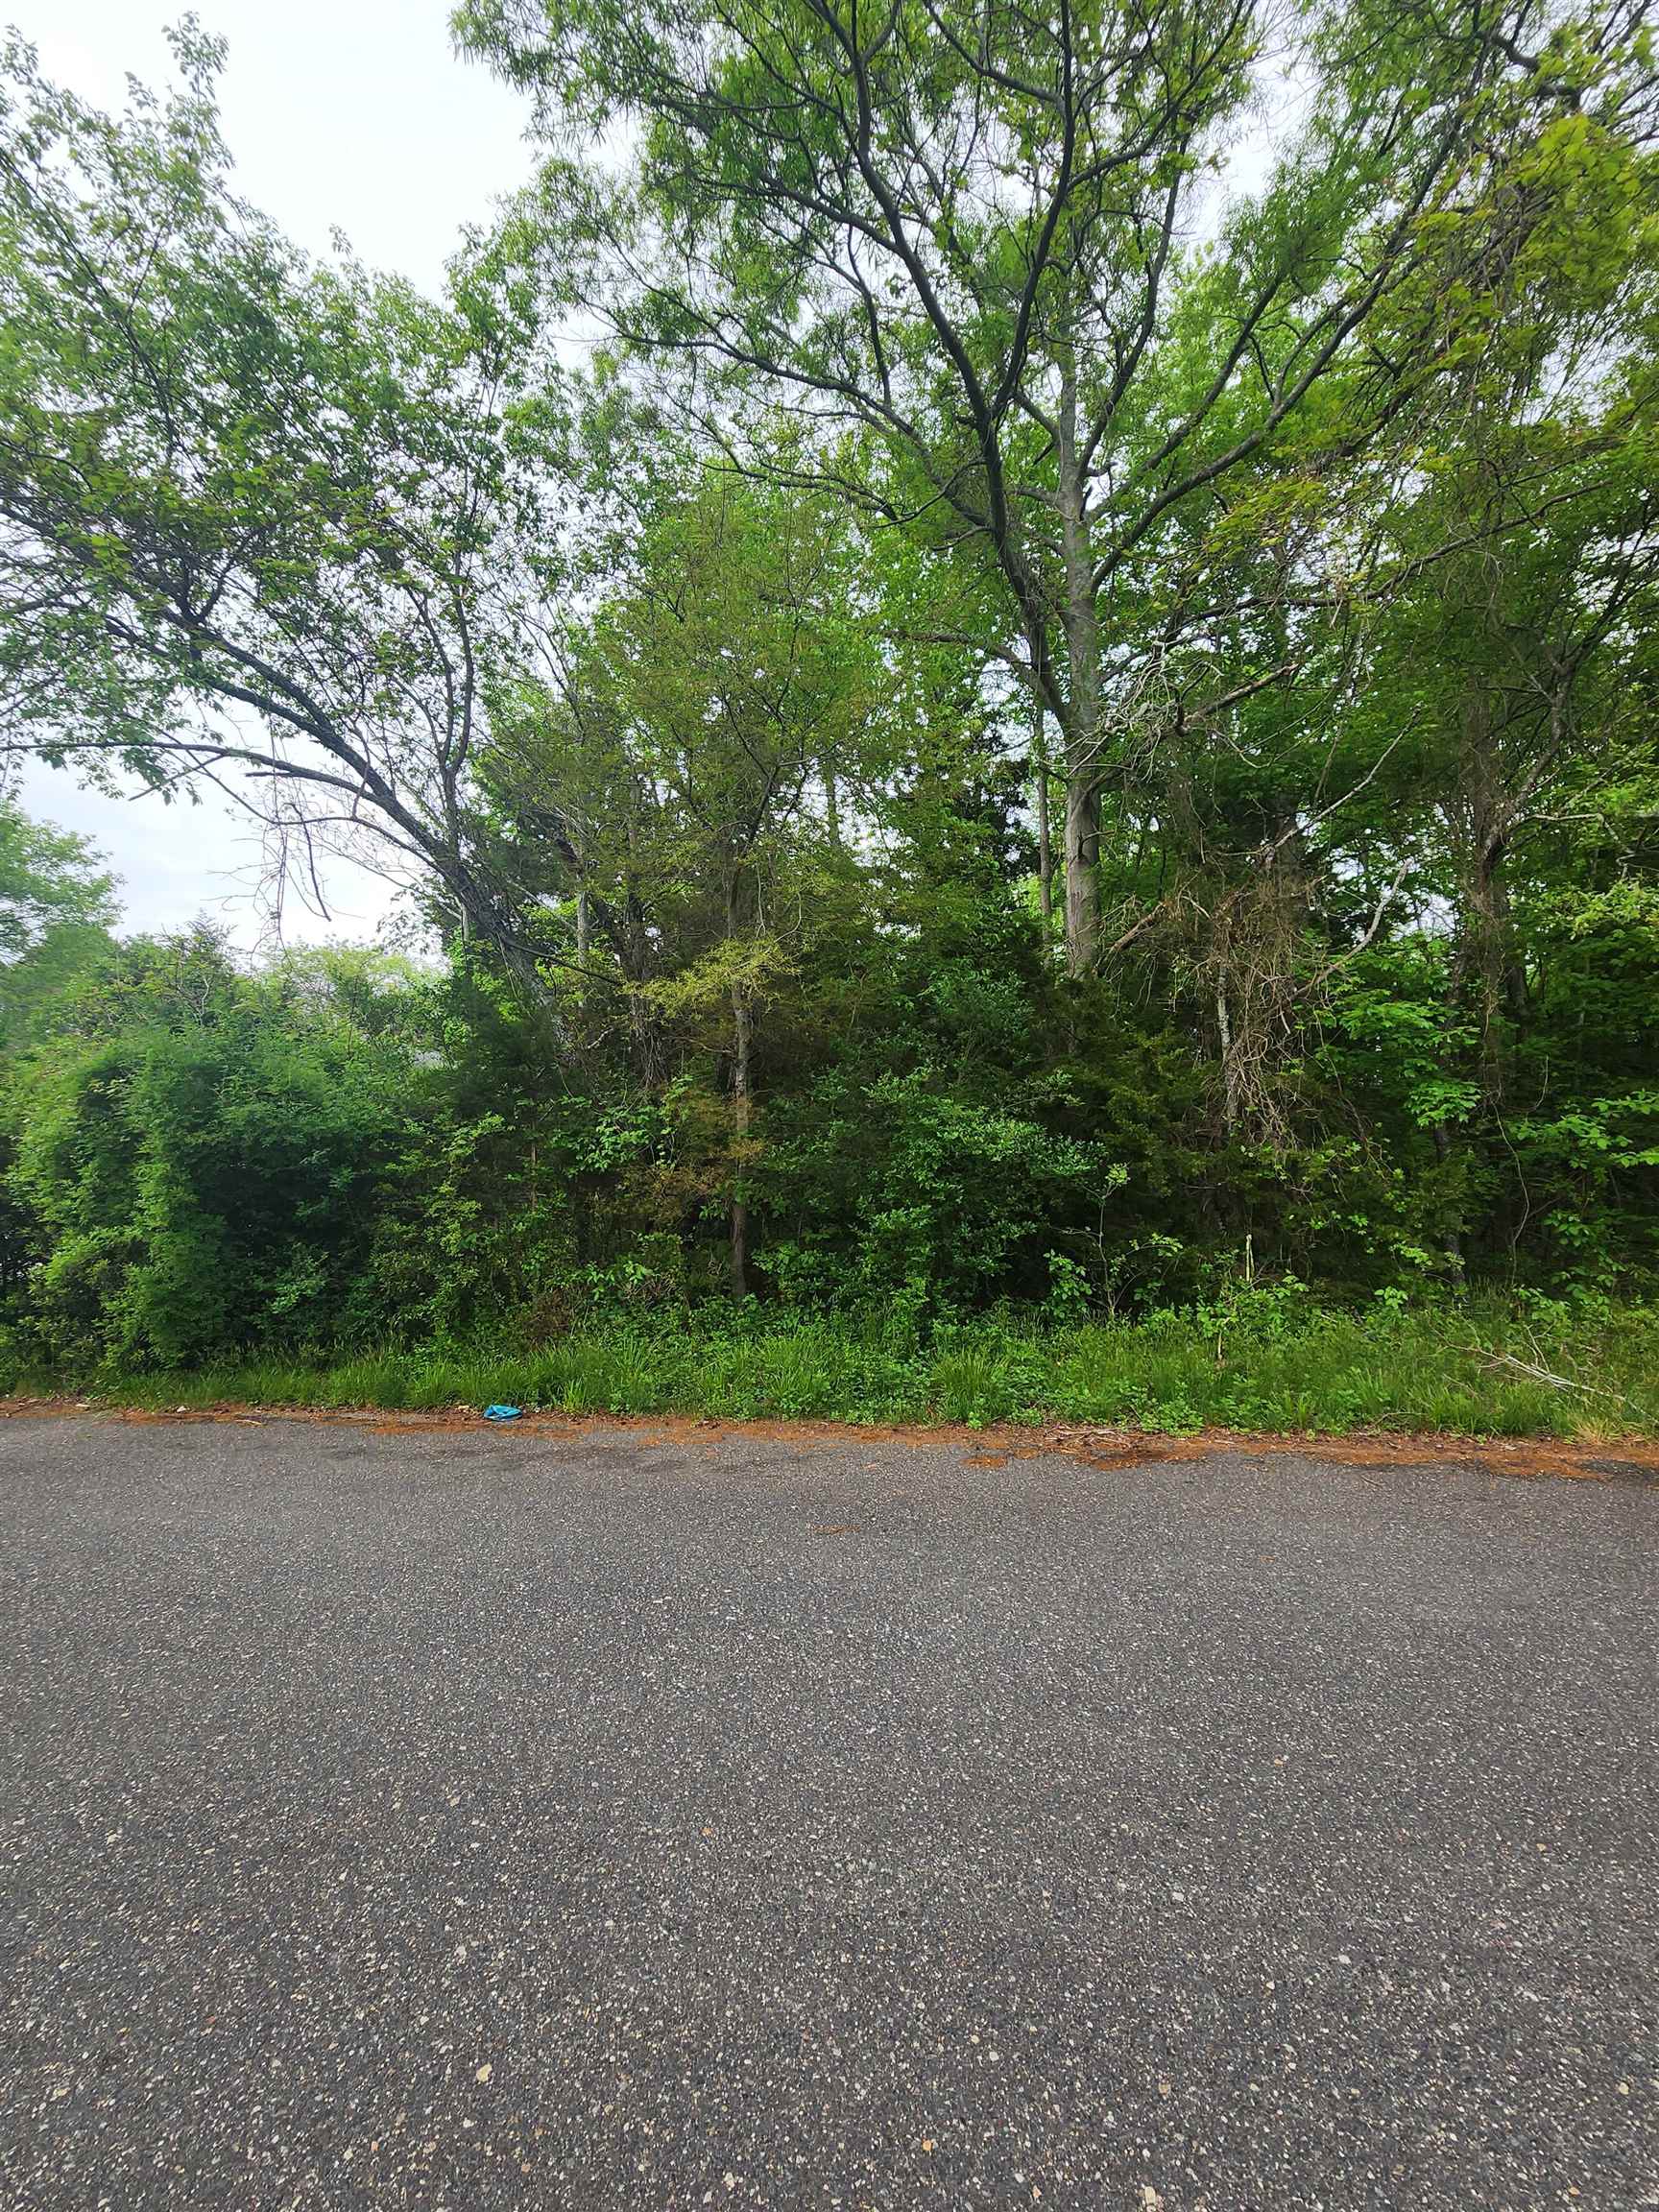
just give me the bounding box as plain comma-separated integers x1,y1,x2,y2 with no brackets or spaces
0,910,1653,1436
18,1298,1658,1438
0,9,1657,1438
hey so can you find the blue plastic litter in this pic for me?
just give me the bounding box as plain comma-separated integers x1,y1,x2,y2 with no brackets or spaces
482,1404,522,1422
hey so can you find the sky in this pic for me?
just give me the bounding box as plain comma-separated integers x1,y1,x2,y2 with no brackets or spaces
6,0,535,944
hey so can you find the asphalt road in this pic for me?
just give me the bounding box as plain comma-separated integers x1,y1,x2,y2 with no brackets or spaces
1,1413,1654,2211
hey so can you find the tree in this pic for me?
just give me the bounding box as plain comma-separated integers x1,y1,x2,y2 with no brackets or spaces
0,28,564,995
0,798,114,964
461,0,1641,972
486,460,881,1289
0,792,117,1049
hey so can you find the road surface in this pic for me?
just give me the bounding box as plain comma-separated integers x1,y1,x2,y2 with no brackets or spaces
1,1410,1655,2209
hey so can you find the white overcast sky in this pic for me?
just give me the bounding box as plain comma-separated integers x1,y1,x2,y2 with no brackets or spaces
7,1,534,945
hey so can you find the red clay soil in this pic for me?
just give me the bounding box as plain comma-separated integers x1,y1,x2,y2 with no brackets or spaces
2,1395,1656,1482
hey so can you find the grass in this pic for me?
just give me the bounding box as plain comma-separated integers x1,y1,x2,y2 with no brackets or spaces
7,1294,1657,1438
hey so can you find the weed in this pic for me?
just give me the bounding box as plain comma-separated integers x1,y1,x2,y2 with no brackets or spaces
7,1296,1654,1438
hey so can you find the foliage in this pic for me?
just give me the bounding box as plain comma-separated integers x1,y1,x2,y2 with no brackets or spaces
1,932,417,1363
0,797,115,1046
9,1295,1656,1442
0,26,562,990
0,22,1657,1418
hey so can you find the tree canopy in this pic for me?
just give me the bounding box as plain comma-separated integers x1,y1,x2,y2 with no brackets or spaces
0,6,1656,1366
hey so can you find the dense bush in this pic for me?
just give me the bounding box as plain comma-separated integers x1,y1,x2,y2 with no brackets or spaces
0,840,1655,1388
2,935,414,1365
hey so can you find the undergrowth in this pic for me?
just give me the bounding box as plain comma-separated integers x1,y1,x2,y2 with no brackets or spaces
6,1293,1655,1437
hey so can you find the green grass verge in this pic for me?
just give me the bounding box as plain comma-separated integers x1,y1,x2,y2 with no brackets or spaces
8,1297,1657,1437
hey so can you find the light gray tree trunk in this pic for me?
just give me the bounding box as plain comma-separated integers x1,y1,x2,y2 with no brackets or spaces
1034,707,1053,928
1055,340,1103,974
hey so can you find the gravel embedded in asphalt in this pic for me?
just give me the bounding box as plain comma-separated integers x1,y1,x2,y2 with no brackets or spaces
1,1412,1655,2210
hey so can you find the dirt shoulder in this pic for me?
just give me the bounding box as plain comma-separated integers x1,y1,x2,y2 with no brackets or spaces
2,1394,1656,1483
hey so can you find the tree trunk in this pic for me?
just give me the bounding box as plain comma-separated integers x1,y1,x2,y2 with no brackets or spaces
1431,1118,1465,1270
1465,838,1527,1109
1034,709,1053,928
730,980,752,1299
725,870,753,1299
1063,775,1100,977
1456,699,1526,1110
1215,979,1240,1140
1055,339,1103,975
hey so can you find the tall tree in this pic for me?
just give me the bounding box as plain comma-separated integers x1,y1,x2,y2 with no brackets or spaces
0,28,564,994
486,463,878,1289
461,0,1638,971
